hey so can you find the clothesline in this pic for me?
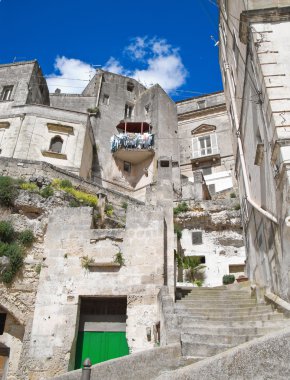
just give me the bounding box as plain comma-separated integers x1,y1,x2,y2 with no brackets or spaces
110,133,154,152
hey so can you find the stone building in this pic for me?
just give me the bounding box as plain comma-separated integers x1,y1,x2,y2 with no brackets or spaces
218,0,290,300
0,61,180,203
176,93,245,287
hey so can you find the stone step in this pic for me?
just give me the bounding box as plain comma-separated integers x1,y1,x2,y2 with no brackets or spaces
181,332,262,345
175,304,272,314
181,340,233,357
184,293,253,300
176,312,284,322
180,324,290,336
179,298,257,306
178,316,289,328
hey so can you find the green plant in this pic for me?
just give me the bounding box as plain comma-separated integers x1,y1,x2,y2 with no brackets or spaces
40,186,54,198
194,280,203,287
0,221,15,243
183,256,206,285
69,199,80,207
0,243,24,284
63,187,98,207
87,107,99,115
114,251,125,266
174,202,189,216
230,192,236,198
20,182,39,191
18,229,34,247
223,274,235,285
122,202,128,211
64,253,68,259
80,255,95,270
35,263,42,275
0,176,19,207
59,179,73,189
234,204,241,211
175,251,183,268
174,224,182,240
105,203,114,217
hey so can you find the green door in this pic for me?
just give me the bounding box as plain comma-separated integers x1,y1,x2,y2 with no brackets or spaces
75,331,129,369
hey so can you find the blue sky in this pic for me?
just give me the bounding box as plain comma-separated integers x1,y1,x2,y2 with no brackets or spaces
0,0,222,100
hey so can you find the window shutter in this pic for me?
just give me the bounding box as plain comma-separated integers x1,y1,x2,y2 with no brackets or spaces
210,133,218,154
192,137,199,158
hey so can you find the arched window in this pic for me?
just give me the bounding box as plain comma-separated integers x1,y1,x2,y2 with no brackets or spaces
49,135,63,153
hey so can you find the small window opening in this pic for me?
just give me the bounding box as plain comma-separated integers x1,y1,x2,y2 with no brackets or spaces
127,82,134,92
124,161,131,173
103,94,109,105
145,104,150,115
192,231,203,245
197,100,205,109
203,167,212,176
1,86,13,101
124,104,133,119
49,135,63,154
160,160,170,168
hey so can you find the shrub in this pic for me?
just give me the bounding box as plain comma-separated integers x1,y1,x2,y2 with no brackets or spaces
122,202,128,211
20,182,39,191
230,192,236,198
63,187,98,207
223,274,235,285
234,204,241,211
18,229,34,247
174,224,182,240
59,179,73,189
69,199,80,207
0,176,18,207
0,243,24,284
0,221,15,243
80,255,95,270
105,203,114,217
174,202,189,216
35,263,42,275
183,256,206,285
194,280,203,287
114,251,125,266
40,186,54,198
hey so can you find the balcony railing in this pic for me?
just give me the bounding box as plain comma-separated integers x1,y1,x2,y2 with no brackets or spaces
110,133,154,153
111,133,155,164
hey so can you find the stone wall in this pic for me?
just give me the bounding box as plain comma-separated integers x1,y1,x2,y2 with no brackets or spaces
22,204,167,379
156,327,290,379
0,157,144,207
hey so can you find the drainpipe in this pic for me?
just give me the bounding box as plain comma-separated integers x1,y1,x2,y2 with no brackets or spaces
95,71,103,108
12,113,26,158
219,27,278,224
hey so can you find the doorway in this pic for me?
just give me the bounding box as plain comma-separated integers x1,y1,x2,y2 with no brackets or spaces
74,297,129,369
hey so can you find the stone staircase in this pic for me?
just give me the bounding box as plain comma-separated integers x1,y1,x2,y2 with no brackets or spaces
174,286,290,360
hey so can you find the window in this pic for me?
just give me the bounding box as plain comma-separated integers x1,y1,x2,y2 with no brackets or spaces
192,133,219,159
192,231,202,245
124,161,131,173
127,82,134,92
49,135,63,153
124,104,133,119
203,167,212,176
197,100,206,109
208,184,216,194
1,86,13,101
103,94,109,105
160,160,170,167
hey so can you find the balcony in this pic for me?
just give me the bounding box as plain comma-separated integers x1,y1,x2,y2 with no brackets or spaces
111,121,154,164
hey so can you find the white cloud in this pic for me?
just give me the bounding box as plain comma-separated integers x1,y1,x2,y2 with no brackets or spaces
47,37,187,95
108,36,188,93
47,56,94,94
103,57,126,75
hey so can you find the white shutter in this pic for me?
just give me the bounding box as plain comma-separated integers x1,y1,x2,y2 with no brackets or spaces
192,137,199,158
210,133,219,155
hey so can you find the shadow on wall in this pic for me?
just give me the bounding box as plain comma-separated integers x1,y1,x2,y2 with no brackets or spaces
114,157,154,188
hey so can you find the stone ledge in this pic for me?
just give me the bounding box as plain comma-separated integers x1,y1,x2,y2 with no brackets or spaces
41,150,67,160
